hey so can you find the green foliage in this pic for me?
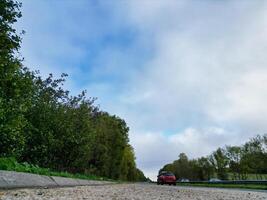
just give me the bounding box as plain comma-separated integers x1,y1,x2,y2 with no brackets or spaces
90,112,130,179
0,157,108,181
118,145,147,181
160,153,214,181
209,148,229,180
160,134,267,181
119,145,137,181
0,0,34,158
196,157,214,180
0,0,146,182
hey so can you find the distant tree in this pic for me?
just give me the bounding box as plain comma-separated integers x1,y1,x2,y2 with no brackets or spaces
226,146,243,180
171,153,191,179
196,157,214,180
263,134,267,173
159,163,174,174
209,148,229,180
242,135,266,179
159,134,267,181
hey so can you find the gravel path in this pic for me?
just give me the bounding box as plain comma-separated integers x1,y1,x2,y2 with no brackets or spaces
0,184,266,200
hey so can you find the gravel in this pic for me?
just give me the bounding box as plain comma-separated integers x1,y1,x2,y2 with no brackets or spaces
0,184,266,200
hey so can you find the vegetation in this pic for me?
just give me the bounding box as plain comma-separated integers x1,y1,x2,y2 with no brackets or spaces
175,183,267,190
0,157,109,181
160,134,267,181
0,0,147,182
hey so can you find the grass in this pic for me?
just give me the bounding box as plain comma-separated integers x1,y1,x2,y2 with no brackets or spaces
176,183,267,190
0,157,112,181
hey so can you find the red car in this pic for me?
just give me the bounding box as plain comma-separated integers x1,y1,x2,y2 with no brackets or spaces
157,171,176,185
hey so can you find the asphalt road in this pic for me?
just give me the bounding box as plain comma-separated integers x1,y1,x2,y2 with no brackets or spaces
1,183,267,200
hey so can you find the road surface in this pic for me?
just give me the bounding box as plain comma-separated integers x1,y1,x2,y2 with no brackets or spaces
0,183,266,200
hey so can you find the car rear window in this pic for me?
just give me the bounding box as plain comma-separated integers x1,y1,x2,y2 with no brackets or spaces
160,172,174,176
165,173,174,176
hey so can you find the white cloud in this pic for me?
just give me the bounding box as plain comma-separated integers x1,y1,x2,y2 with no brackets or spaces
109,0,267,179
209,69,267,131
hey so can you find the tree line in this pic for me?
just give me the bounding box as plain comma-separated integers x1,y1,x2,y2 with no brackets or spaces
159,134,267,180
0,0,146,181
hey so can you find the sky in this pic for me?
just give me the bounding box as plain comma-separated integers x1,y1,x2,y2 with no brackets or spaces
18,0,267,180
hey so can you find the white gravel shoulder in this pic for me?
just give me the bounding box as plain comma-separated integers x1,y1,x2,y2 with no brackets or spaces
0,183,266,200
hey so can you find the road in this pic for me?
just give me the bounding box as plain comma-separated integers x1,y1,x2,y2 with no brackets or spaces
0,183,266,200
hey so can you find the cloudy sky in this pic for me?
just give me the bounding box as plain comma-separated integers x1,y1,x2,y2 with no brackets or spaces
18,0,267,180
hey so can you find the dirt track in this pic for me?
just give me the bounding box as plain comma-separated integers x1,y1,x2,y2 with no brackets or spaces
1,183,266,200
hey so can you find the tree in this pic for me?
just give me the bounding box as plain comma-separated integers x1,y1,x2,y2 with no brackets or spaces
135,168,147,182
159,163,174,174
262,134,267,174
0,0,34,158
119,145,136,181
209,148,229,180
166,153,191,180
226,146,243,180
242,135,266,179
196,157,214,180
89,112,129,179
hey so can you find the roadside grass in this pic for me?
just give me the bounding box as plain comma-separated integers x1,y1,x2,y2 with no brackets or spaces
0,157,113,182
175,183,267,190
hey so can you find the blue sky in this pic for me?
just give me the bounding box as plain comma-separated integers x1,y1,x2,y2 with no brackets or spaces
18,0,267,180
